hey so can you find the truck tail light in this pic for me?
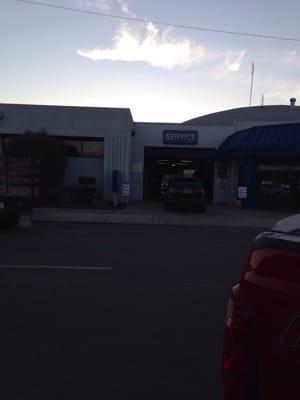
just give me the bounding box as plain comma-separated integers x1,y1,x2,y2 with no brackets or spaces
223,286,257,400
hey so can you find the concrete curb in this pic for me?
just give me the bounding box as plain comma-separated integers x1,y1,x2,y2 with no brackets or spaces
32,208,282,229
33,209,152,225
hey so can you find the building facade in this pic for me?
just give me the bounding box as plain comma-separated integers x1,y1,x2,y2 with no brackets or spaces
0,104,134,202
1,102,300,208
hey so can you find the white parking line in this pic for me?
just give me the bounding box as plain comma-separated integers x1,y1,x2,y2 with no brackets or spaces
0,265,112,271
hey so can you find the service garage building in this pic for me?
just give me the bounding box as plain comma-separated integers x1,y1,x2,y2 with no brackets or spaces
0,104,134,201
132,122,230,202
1,102,300,209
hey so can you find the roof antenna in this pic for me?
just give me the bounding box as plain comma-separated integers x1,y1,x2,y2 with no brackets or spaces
261,94,264,106
249,62,255,107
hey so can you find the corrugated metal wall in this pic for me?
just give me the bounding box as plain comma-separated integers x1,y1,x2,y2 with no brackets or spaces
103,136,131,201
64,157,104,195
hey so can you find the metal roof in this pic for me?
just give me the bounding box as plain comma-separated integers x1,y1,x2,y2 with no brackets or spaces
0,103,134,137
216,123,300,158
184,105,300,126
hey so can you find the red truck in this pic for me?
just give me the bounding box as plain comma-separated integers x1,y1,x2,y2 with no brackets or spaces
223,214,300,399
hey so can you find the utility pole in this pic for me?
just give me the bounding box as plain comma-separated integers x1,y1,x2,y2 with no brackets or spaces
249,62,255,107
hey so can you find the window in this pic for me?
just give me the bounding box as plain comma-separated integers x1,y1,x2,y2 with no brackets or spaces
82,141,104,157
64,140,82,156
63,139,104,158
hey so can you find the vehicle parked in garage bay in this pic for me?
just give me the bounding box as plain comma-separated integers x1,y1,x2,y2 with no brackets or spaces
160,174,181,196
163,176,206,211
223,214,300,399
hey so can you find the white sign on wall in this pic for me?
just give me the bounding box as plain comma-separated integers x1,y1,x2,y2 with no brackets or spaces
238,186,248,199
122,183,130,197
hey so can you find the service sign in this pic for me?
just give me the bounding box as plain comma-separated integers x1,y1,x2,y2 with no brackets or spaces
163,130,198,145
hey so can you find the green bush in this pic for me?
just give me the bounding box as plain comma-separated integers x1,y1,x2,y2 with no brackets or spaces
5,131,65,204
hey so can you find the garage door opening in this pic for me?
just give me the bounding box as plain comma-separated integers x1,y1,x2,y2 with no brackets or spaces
144,147,215,201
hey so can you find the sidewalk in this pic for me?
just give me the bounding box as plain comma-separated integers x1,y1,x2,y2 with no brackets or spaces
32,202,293,229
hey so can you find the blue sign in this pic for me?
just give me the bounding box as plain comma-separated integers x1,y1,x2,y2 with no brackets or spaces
217,165,228,179
163,130,198,145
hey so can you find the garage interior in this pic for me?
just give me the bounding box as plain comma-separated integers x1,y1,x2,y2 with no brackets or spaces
143,147,215,200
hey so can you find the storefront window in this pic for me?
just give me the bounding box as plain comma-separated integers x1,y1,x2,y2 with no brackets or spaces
257,164,300,210
82,141,104,157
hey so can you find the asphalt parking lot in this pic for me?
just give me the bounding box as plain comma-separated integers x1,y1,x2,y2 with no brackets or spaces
0,223,262,399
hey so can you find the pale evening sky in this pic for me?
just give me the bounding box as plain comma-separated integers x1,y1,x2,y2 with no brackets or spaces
2,0,300,122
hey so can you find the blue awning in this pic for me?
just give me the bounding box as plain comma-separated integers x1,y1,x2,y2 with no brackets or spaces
217,123,300,158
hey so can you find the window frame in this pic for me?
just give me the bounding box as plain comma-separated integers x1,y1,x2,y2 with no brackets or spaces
58,136,104,158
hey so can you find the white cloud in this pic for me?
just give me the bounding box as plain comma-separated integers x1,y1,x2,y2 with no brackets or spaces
77,22,209,69
211,50,246,79
116,0,135,17
75,0,135,15
75,0,111,12
282,50,298,64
